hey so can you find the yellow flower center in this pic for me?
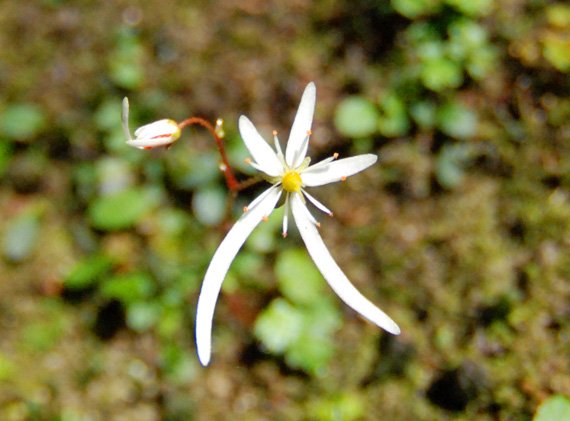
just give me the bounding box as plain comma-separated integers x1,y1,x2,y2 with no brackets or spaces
282,171,302,192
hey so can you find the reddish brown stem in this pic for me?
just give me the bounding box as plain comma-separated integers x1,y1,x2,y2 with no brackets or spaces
178,117,241,192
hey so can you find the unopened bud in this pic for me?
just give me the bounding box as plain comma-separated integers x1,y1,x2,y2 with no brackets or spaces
122,97,181,150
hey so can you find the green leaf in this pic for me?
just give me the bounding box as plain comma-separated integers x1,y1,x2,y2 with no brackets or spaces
108,30,145,90
377,92,410,137
0,103,46,140
254,298,304,353
21,301,68,352
65,254,114,290
100,272,155,304
534,395,570,421
410,100,437,129
285,300,341,375
2,210,41,263
421,58,463,92
276,248,324,305
437,101,478,139
542,34,570,72
445,0,493,17
94,99,123,132
0,354,16,381
334,96,379,138
0,141,12,177
127,301,161,332
88,187,161,230
192,186,227,226
309,392,366,421
391,0,440,18
435,143,472,189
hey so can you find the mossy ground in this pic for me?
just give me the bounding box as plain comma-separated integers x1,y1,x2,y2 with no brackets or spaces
1,1,569,419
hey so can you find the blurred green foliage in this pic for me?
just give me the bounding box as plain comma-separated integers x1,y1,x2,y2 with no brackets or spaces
254,249,342,375
534,395,570,421
0,0,569,419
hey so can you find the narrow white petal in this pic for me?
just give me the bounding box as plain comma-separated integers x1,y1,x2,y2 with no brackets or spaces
239,116,283,177
282,194,290,237
302,189,333,216
301,154,378,187
285,82,316,168
196,186,282,365
290,194,400,335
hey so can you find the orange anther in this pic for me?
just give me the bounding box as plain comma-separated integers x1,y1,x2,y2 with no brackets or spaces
306,130,312,136
262,216,269,222
243,206,249,213
316,222,321,228
282,232,288,238
333,152,339,159
244,157,252,164
340,176,347,182
272,130,278,136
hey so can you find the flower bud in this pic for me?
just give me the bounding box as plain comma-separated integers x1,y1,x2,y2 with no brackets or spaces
127,119,181,149
122,98,181,150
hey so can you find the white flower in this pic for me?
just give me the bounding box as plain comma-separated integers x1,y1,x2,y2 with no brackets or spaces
122,97,181,150
196,82,400,366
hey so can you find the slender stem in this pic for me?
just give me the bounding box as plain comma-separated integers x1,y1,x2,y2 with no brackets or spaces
178,117,241,192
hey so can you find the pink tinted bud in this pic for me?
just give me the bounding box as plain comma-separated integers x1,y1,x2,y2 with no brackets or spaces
127,119,181,149
122,97,181,150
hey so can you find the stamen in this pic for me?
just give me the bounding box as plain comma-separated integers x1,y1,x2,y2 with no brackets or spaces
244,158,252,164
219,163,227,171
306,129,312,136
297,192,320,227
340,176,347,182
316,222,321,228
243,206,249,213
215,118,225,138
333,152,339,159
304,155,334,171
273,130,285,164
282,231,287,238
262,216,269,222
302,189,333,216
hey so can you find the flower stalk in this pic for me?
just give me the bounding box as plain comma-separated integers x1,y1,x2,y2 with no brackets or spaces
122,98,250,193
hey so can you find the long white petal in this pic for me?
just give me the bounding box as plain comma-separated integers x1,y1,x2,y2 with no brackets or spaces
290,194,400,334
239,116,283,177
285,82,316,168
301,154,378,187
196,185,282,365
